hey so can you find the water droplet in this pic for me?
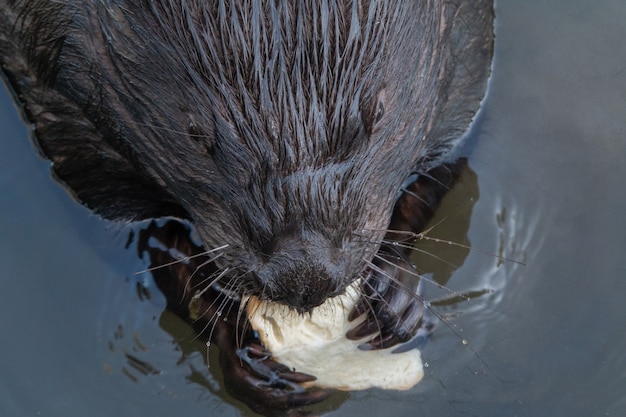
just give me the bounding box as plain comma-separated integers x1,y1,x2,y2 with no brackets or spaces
424,362,429,368
423,301,431,308
462,339,468,345
206,341,211,348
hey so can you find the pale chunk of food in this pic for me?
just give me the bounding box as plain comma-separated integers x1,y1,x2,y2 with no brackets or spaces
245,282,424,391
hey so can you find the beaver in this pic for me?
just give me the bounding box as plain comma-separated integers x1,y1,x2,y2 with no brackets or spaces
1,0,493,413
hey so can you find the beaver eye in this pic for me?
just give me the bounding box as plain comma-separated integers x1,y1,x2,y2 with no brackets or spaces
374,99,385,125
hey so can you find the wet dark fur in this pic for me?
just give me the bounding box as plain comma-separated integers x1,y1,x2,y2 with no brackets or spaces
1,0,493,414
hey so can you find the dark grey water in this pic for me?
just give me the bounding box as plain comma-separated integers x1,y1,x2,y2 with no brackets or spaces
2,0,626,416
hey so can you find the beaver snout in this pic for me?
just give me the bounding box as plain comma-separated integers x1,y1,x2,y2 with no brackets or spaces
252,235,352,312
253,266,346,312
262,275,338,312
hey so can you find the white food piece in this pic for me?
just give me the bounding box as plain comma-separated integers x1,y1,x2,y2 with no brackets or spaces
246,282,424,391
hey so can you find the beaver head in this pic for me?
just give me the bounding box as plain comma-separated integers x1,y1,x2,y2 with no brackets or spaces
0,1,493,311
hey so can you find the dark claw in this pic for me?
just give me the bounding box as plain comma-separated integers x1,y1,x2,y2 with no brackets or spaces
236,346,307,392
358,331,397,351
245,342,272,357
223,341,331,414
276,370,319,384
348,299,368,321
391,324,435,353
285,389,332,408
346,315,383,340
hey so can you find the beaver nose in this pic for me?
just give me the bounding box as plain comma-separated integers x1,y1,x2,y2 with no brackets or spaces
255,265,340,312
252,231,353,311
281,279,337,312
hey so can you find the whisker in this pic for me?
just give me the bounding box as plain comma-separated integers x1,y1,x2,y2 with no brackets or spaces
236,296,251,352
372,253,470,302
418,304,497,378
417,233,524,266
400,189,429,206
362,258,434,316
234,271,255,351
358,278,393,347
188,257,225,291
361,259,413,301
180,254,226,302
193,275,241,343
219,281,241,322
363,226,525,266
195,298,226,346
380,238,467,274
191,268,231,301
418,170,455,190
135,244,229,275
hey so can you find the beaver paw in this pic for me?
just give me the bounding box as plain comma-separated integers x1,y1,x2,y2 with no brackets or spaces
220,341,330,415
346,264,432,351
